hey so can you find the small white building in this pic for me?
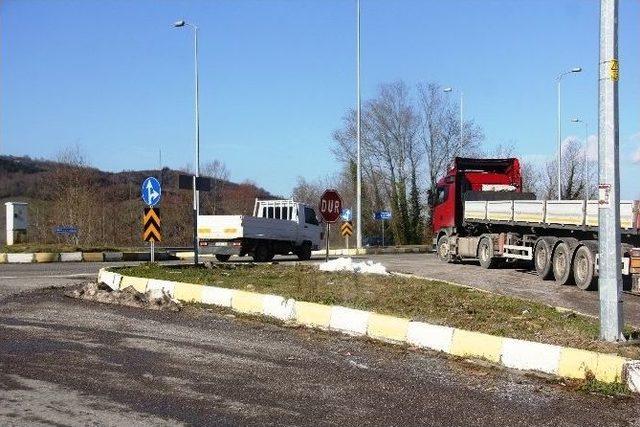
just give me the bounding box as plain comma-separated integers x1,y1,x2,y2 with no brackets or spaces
5,202,28,245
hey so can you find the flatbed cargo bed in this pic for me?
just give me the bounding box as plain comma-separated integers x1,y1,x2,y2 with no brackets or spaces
464,199,639,234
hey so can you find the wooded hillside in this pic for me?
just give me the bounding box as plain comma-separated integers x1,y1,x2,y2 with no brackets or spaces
0,155,274,246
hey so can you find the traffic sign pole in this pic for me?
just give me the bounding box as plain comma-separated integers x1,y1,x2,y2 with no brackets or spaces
151,240,155,263
382,219,385,247
326,223,330,263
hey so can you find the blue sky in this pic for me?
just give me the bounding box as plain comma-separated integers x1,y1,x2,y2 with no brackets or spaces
1,0,638,197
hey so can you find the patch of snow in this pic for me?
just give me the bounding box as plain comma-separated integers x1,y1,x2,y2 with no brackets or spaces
318,257,388,275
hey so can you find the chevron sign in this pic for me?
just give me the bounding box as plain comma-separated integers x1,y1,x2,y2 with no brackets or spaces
143,207,161,242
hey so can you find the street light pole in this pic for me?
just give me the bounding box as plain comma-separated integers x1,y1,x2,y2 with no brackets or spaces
355,0,362,250
598,0,623,342
174,20,201,265
556,67,582,200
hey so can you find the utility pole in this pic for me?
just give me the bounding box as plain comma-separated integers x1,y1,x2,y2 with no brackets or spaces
598,0,623,342
355,0,362,251
174,20,201,265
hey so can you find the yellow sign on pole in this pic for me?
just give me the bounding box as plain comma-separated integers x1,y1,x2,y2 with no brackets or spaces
340,221,353,237
610,59,619,81
143,207,161,242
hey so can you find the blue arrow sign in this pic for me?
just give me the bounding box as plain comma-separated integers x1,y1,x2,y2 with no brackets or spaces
341,208,352,221
141,177,162,207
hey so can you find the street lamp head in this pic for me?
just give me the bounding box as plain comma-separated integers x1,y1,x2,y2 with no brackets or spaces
173,20,185,28
571,67,582,73
571,118,581,123
443,87,453,92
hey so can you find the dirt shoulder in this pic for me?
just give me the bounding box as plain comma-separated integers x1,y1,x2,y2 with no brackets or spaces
114,263,640,359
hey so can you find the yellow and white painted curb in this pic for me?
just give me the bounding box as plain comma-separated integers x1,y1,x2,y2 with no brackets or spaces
98,268,639,392
0,251,177,264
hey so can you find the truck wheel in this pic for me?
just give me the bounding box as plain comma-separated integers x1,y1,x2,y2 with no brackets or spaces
478,237,496,269
573,245,597,291
296,242,312,261
552,242,574,286
254,243,274,262
437,235,451,263
534,239,553,280
215,254,231,262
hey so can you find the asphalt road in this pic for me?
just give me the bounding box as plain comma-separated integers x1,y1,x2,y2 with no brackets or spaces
2,255,640,425
1,285,639,426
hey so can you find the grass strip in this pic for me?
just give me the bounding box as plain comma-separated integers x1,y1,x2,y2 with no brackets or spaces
114,263,640,359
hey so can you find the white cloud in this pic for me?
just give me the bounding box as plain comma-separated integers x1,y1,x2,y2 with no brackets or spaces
632,147,640,164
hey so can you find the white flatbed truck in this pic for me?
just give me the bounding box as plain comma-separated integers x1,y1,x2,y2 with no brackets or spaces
197,199,323,262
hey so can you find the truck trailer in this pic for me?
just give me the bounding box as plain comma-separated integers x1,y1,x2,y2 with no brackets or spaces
430,157,640,292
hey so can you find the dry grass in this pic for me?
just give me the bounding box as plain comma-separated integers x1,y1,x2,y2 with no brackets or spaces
115,263,640,359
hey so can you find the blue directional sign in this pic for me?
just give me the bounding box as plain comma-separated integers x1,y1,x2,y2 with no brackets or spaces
341,208,352,222
141,177,162,207
374,210,392,221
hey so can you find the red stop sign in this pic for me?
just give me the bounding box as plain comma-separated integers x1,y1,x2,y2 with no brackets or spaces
319,189,343,223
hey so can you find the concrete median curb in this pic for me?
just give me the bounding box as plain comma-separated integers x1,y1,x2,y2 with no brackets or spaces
99,267,637,392
0,251,177,264
34,252,59,263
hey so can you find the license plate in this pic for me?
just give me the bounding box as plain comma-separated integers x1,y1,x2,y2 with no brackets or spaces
215,242,228,247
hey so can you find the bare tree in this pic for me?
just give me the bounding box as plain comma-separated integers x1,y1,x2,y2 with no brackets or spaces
201,160,230,215
541,138,597,199
520,160,542,196
49,145,102,245
416,83,482,236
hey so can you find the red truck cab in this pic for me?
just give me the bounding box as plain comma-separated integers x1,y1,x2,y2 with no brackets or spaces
430,157,523,243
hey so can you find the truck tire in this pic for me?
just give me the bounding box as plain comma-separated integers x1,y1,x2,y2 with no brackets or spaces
215,254,231,262
534,238,554,280
573,245,597,291
437,235,451,263
478,237,496,269
296,242,312,261
552,241,574,286
254,243,274,262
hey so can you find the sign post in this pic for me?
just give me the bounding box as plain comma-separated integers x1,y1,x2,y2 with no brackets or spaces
374,210,392,247
319,189,343,262
141,177,162,262
341,209,353,251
